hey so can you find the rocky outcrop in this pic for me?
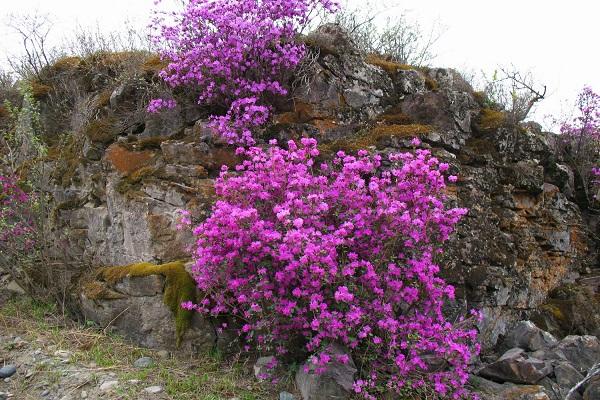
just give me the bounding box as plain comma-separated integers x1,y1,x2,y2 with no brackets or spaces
472,321,600,400
12,24,596,358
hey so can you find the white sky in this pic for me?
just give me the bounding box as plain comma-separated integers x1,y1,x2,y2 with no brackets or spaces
1,0,599,129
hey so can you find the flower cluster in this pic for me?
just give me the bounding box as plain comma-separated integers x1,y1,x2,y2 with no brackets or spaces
149,0,338,144
559,86,600,203
0,175,35,251
184,138,478,398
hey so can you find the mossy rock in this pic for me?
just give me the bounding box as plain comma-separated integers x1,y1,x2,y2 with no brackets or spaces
97,261,197,347
319,123,432,156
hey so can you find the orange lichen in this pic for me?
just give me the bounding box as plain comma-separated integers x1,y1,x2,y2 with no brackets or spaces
106,144,154,175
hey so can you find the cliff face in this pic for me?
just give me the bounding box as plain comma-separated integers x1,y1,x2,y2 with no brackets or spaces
22,25,598,352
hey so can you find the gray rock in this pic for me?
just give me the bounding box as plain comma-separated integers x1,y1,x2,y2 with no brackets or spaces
502,321,558,352
584,377,600,400
99,380,118,391
0,365,16,378
279,392,296,400
555,362,585,389
115,276,164,297
554,336,600,374
253,356,277,380
133,356,154,369
144,385,164,394
296,344,356,400
478,348,552,384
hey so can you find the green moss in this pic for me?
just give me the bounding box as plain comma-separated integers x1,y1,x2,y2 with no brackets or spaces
100,261,196,347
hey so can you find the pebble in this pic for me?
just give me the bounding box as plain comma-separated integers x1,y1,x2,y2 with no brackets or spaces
99,380,119,391
279,392,296,400
144,386,164,394
0,365,16,379
80,390,88,399
41,390,50,397
128,379,141,384
157,350,169,359
134,356,154,369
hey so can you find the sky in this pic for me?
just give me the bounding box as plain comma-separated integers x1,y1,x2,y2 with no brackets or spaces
1,0,599,130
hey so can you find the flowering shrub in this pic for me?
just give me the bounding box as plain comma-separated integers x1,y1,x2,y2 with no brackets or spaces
0,175,35,252
559,86,600,204
183,138,479,398
149,0,338,145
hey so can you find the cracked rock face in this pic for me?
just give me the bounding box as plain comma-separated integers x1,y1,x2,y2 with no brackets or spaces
80,274,216,352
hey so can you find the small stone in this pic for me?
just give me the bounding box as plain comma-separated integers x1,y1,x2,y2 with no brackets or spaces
128,379,141,384
157,350,169,359
144,386,164,394
134,356,154,369
0,365,16,378
54,350,72,360
80,390,88,399
279,391,296,400
41,390,50,397
254,356,277,380
99,380,119,391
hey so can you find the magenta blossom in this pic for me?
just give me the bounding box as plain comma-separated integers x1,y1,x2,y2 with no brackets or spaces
184,138,478,398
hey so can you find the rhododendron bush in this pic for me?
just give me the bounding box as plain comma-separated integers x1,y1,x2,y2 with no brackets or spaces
0,175,35,249
183,139,479,398
559,86,600,203
149,0,338,145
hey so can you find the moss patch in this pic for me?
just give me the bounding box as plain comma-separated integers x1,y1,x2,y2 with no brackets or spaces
365,54,413,74
99,261,196,347
29,81,52,99
477,108,506,132
46,134,85,187
84,117,120,144
141,55,169,76
319,124,432,156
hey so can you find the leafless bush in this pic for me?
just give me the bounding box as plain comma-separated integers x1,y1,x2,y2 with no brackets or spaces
334,3,445,66
5,12,58,79
64,21,152,58
481,67,546,125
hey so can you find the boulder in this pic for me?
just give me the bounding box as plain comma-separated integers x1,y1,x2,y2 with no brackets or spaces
296,344,356,400
501,321,558,352
478,348,552,384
